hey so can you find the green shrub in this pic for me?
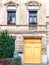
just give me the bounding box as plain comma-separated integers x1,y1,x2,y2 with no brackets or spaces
9,57,22,65
0,57,22,65
0,31,15,58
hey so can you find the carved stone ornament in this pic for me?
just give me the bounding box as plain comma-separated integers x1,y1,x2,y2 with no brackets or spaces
4,1,19,7
25,1,41,6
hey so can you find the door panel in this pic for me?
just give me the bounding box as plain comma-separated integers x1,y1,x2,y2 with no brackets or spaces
24,43,33,63
33,47,41,63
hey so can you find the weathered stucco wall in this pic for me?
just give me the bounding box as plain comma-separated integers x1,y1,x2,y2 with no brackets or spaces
0,0,48,64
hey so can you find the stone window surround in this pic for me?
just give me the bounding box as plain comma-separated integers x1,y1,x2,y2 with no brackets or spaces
25,1,41,28
4,1,19,25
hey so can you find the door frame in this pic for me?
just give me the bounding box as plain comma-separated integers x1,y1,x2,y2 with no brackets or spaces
23,37,42,64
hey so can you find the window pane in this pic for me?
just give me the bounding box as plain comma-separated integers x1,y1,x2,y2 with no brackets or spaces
12,17,16,23
33,16,37,23
29,16,33,23
7,10,16,24
29,10,37,24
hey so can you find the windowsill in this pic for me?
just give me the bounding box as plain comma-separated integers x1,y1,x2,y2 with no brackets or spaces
29,22,37,24
7,23,16,25
29,23,37,27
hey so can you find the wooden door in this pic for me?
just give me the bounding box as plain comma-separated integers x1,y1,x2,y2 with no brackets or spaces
24,38,41,63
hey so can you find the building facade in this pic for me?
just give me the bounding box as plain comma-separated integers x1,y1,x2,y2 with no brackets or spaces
0,0,49,64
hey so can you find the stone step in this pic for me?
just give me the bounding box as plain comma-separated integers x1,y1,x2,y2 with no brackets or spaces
24,63,47,65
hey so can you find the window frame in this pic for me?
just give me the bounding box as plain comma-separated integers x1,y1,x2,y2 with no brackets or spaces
7,9,16,25
29,10,37,27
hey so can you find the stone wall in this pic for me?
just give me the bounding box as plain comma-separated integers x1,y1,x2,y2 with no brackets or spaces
0,0,48,64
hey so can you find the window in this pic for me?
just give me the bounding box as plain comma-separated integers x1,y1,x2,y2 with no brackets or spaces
7,10,16,25
29,10,37,27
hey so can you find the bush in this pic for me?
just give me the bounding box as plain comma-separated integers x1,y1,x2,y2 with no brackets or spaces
0,31,15,58
9,57,22,65
0,57,22,65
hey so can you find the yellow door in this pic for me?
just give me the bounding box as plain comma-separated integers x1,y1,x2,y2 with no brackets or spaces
24,38,41,63
24,43,34,63
33,44,41,63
